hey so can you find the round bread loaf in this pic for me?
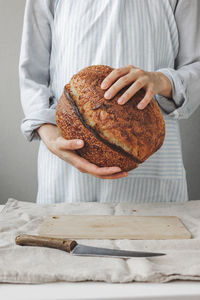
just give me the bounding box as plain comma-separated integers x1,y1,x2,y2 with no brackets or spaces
55,65,165,171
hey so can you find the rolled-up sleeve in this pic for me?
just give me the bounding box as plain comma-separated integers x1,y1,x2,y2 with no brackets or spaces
19,0,56,141
155,0,200,119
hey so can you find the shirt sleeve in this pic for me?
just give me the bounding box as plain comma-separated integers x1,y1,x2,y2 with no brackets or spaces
154,0,200,119
19,0,56,141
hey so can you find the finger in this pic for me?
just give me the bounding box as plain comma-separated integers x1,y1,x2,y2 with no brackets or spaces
97,172,128,180
57,137,84,151
103,74,133,100
89,165,122,176
117,77,147,105
137,87,155,110
62,151,122,175
101,65,132,90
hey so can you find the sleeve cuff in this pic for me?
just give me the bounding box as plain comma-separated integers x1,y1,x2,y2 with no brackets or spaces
21,105,57,142
155,68,189,119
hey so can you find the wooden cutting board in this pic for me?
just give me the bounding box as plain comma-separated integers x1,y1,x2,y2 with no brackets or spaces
38,215,192,240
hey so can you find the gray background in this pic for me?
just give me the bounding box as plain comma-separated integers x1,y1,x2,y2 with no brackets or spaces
0,1,200,204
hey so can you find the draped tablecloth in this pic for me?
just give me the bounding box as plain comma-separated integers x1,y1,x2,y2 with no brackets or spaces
0,198,200,284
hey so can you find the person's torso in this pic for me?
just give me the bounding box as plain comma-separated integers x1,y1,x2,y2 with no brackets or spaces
49,0,184,179
50,0,179,94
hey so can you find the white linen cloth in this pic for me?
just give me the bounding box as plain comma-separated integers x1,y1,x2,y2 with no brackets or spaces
0,198,200,284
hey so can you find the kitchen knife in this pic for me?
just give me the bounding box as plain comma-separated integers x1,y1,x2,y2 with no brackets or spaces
15,234,166,258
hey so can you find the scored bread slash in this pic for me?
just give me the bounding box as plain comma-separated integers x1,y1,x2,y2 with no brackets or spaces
55,65,165,172
64,90,141,165
56,88,138,171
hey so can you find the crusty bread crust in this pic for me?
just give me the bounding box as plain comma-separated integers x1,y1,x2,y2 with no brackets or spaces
55,87,138,171
55,65,165,171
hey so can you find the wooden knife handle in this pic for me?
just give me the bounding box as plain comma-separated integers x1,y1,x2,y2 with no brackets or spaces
15,234,77,253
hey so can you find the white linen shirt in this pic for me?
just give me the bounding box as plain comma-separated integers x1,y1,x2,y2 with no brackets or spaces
19,0,200,204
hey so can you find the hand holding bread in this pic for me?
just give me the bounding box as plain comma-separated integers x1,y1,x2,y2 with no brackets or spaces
55,65,165,172
37,124,128,179
101,65,172,109
38,65,166,177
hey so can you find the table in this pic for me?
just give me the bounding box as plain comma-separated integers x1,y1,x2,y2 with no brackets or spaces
1,204,200,300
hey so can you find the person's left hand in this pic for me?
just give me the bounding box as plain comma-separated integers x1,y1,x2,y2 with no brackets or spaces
101,65,172,109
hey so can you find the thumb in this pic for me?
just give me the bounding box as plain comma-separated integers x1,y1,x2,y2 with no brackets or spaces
57,137,84,150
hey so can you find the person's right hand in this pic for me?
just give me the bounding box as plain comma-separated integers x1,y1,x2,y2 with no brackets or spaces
37,124,128,179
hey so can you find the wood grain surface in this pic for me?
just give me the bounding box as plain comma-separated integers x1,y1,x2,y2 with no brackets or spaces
38,215,192,240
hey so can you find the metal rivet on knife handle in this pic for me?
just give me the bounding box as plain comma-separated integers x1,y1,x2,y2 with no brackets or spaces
15,234,77,253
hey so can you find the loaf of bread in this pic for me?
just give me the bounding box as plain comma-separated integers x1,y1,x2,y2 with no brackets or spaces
55,65,165,171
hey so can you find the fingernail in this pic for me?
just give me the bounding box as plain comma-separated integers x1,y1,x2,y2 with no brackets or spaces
104,91,111,99
137,103,143,109
101,82,107,89
113,167,121,172
76,140,83,145
118,97,125,104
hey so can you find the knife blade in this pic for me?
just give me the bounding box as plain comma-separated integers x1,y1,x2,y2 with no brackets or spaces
15,234,166,258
